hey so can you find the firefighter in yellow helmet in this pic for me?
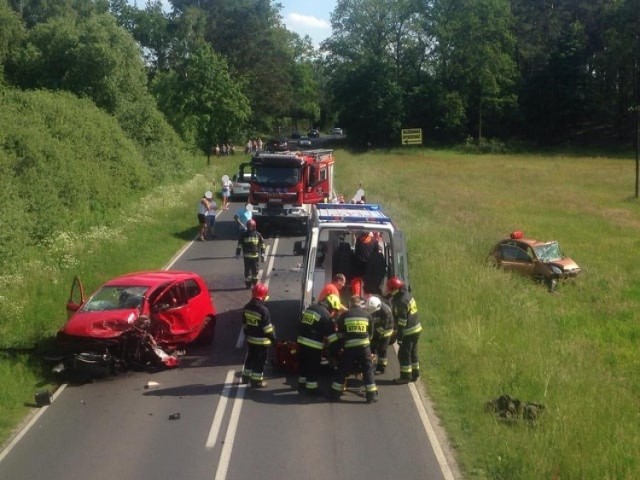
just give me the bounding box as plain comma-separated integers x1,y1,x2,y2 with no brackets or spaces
296,294,342,395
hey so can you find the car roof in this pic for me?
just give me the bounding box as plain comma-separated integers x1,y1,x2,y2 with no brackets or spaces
103,270,200,287
501,237,552,247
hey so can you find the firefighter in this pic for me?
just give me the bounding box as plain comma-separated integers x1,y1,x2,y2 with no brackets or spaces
329,295,379,403
241,283,276,388
386,276,422,384
296,294,342,395
236,219,266,288
365,295,394,374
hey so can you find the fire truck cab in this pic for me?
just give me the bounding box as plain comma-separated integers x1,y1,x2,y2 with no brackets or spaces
295,203,410,311
240,149,337,231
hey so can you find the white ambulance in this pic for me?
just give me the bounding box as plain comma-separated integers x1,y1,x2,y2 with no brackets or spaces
295,203,410,310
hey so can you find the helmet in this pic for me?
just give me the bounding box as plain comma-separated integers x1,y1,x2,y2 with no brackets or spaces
252,283,268,300
322,294,342,311
247,219,256,231
365,296,382,313
204,191,213,199
386,276,404,292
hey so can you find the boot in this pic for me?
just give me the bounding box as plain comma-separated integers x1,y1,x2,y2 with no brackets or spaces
411,372,420,382
375,364,385,374
393,375,411,385
366,391,379,404
250,380,267,388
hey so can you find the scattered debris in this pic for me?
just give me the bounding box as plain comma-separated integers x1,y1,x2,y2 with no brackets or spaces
168,413,181,420
34,390,51,407
485,394,545,422
145,381,160,389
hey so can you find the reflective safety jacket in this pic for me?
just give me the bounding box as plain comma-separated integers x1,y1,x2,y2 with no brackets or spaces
297,303,337,350
390,286,422,338
371,301,394,339
236,230,265,259
242,298,275,346
332,305,373,351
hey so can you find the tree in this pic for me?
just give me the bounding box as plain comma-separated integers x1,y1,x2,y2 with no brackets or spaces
151,41,250,153
432,0,517,140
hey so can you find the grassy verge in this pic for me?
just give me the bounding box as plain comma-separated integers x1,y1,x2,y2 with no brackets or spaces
3,147,640,479
0,153,240,444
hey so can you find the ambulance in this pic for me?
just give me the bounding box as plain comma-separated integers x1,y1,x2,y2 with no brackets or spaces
295,203,410,311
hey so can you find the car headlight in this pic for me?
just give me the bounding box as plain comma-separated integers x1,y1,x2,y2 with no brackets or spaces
550,265,563,275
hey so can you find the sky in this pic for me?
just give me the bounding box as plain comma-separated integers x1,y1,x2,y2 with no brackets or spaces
278,0,336,47
128,1,336,48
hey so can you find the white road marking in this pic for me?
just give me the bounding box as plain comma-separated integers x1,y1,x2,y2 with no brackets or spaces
213,381,247,480
393,343,455,480
206,370,236,448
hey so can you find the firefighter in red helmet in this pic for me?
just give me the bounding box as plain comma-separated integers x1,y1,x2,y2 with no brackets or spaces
386,276,422,384
236,218,266,288
241,283,276,388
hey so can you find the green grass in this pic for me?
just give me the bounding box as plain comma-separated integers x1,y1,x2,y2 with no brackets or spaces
335,148,640,479
3,148,640,479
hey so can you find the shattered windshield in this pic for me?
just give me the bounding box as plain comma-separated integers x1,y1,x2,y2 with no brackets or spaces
81,286,148,312
533,241,563,262
254,166,301,186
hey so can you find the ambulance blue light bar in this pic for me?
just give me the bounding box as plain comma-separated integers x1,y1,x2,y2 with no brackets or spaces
316,203,392,224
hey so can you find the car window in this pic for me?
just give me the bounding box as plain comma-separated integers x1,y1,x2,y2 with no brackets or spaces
185,278,202,300
499,244,531,261
156,283,186,310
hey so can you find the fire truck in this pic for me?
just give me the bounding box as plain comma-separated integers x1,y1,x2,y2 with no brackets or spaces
239,149,337,231
294,203,410,311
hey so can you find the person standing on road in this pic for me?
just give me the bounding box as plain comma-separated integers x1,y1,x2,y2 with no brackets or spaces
241,283,276,388
236,219,266,289
234,203,253,233
296,294,342,395
365,295,394,374
329,295,378,403
204,193,218,240
197,191,213,241
386,276,422,384
221,175,232,210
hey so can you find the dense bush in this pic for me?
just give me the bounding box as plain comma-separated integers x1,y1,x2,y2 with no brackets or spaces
0,87,194,272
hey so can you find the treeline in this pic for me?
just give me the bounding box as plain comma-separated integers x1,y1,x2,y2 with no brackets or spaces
323,0,640,147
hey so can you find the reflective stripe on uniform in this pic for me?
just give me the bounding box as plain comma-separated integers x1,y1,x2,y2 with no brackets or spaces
246,336,273,345
297,336,324,349
344,338,370,348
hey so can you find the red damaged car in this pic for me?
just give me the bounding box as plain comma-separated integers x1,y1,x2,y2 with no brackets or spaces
54,271,216,379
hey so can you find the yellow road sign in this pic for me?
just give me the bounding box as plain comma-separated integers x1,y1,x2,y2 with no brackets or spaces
401,128,422,145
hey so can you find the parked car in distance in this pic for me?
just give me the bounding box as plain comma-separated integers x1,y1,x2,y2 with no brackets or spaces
307,129,320,138
290,131,301,139
266,137,289,152
332,127,343,135
487,231,581,291
54,271,216,378
231,171,251,199
298,135,312,147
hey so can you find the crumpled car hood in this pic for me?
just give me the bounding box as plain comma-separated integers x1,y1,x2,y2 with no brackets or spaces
61,310,139,339
549,258,580,275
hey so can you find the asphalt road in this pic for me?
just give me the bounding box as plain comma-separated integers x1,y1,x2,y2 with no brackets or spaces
0,203,457,480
